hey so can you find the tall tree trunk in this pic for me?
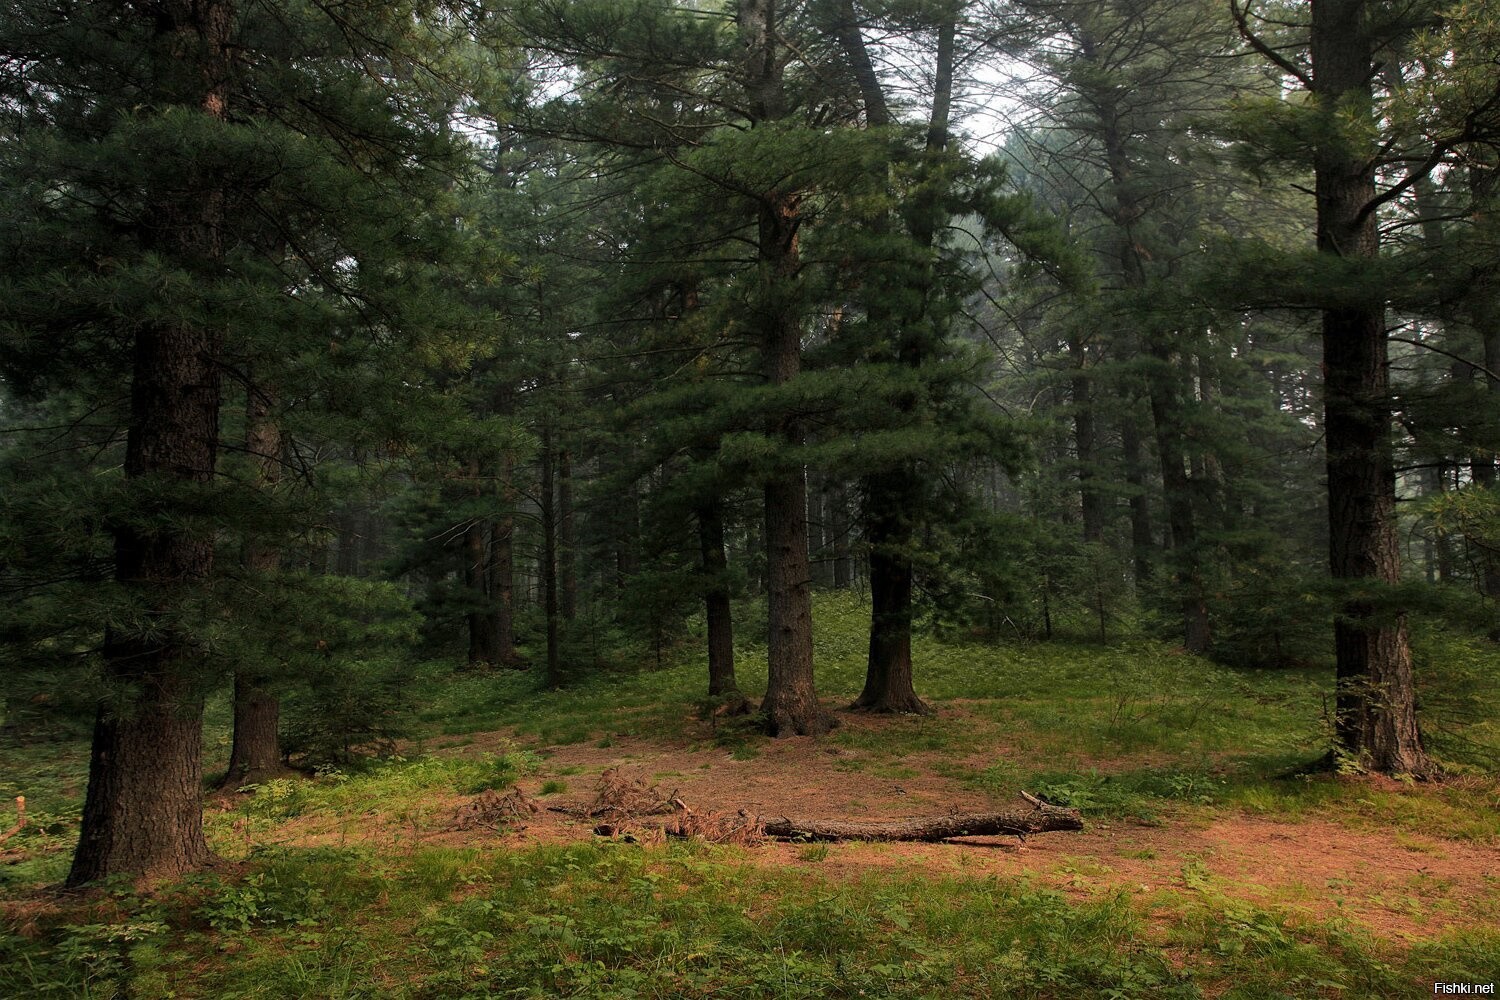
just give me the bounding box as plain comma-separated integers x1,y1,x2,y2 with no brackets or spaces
1083,24,1208,651
699,499,749,713
1468,162,1500,613
840,7,952,715
830,482,852,589
1070,335,1104,544
491,444,522,666
69,0,232,887
466,458,500,668
222,378,284,787
1120,409,1155,582
1145,340,1212,653
541,423,561,686
559,447,578,621
742,0,830,736
1312,0,1431,775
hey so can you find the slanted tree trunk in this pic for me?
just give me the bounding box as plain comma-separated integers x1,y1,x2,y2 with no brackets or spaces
698,498,749,714
68,0,233,887
222,378,285,788
1312,0,1431,776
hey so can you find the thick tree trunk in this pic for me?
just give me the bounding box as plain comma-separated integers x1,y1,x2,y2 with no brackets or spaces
222,379,284,788
1312,0,1431,776
699,499,749,714
68,0,233,887
763,798,1083,842
853,484,929,714
742,0,830,737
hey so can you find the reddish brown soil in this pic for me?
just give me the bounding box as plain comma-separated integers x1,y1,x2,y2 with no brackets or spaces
231,708,1500,943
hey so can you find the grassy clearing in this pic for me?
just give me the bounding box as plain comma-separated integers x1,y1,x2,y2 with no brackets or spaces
3,839,1494,998
2,591,1498,997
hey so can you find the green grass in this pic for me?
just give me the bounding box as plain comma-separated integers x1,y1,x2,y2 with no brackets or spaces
3,591,1497,997
5,840,1493,998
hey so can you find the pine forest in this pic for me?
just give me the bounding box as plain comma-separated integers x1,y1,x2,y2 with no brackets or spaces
2,1,1500,996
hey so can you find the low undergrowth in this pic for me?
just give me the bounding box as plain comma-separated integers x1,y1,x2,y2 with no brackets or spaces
3,840,1492,999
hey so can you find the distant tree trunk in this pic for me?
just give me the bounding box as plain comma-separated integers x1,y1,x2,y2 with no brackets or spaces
334,509,362,576
466,457,500,668
807,477,829,587
698,499,750,714
1469,163,1500,614
68,0,232,887
1144,341,1211,653
492,445,521,666
1312,0,1432,776
742,0,830,737
1120,410,1155,582
830,482,852,589
222,378,284,788
541,423,561,686
1070,334,1104,544
1083,22,1208,651
559,447,578,621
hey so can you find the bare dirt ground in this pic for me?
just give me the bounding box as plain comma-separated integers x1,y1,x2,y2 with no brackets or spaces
261,708,1500,943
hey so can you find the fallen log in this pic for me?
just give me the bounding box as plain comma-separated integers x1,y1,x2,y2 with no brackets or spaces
762,793,1082,843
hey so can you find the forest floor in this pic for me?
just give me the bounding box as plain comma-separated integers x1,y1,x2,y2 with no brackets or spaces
3,595,1499,997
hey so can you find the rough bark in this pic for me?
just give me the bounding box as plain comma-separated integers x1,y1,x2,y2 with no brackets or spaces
742,0,831,737
68,0,233,887
763,797,1083,842
222,379,284,788
1312,0,1432,776
853,505,929,714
